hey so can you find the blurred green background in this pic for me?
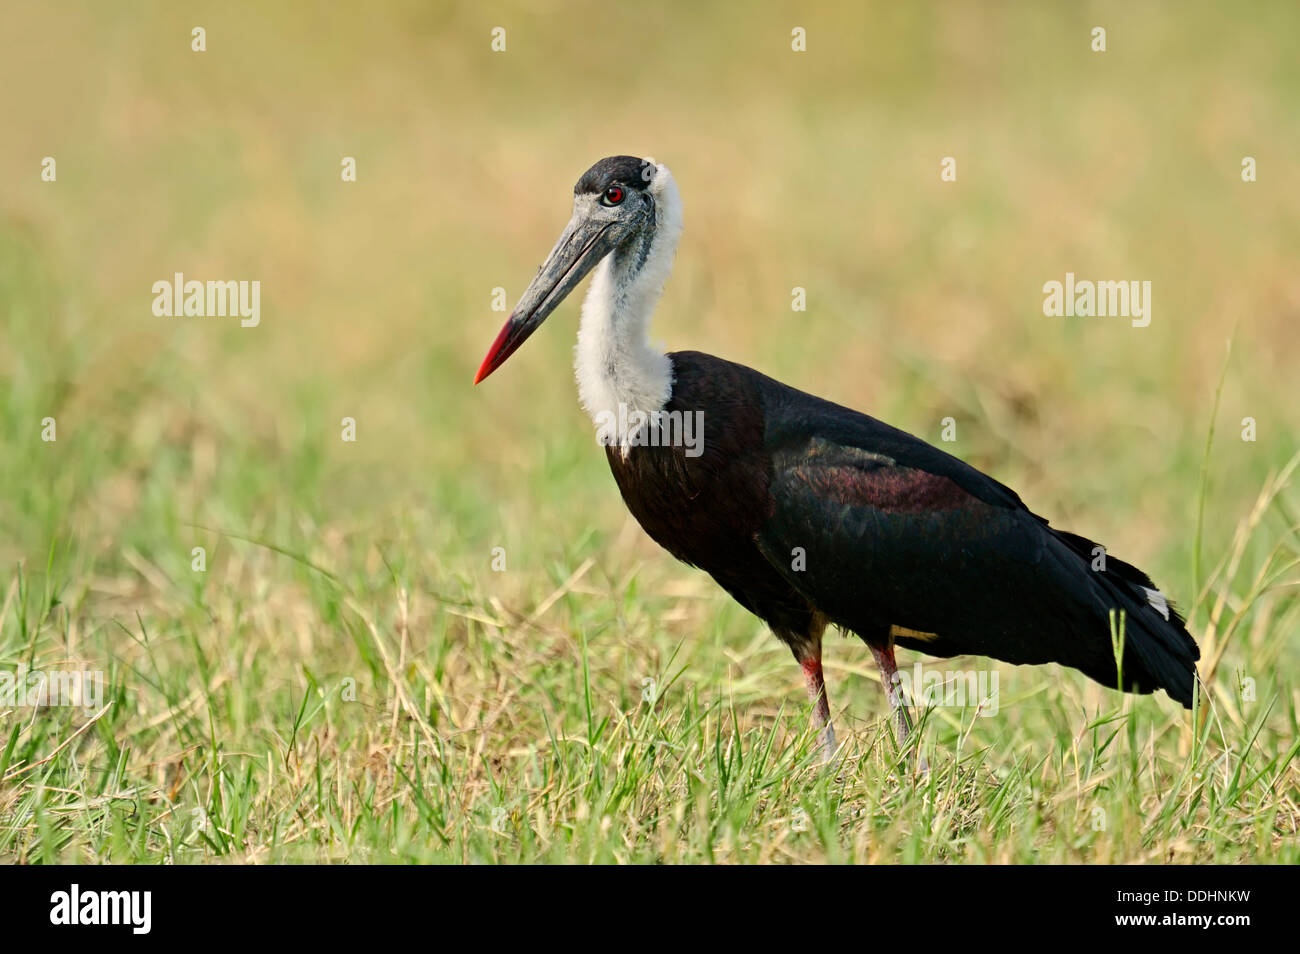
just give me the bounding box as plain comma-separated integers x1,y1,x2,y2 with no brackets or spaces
0,2,1296,862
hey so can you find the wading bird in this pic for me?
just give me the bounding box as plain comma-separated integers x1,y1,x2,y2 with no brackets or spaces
475,156,1200,760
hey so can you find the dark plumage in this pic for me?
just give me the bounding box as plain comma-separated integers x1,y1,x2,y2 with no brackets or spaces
609,352,1200,706
574,155,656,195
476,155,1201,761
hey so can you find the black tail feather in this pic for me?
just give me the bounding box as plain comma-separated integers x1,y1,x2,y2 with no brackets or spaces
1052,529,1200,708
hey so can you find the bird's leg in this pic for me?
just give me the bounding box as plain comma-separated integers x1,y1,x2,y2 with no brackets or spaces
799,654,836,762
869,638,925,771
784,618,836,762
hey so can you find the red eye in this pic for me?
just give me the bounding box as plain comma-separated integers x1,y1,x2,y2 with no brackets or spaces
603,186,624,205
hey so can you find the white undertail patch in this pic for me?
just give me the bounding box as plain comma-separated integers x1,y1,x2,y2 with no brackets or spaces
1142,586,1171,621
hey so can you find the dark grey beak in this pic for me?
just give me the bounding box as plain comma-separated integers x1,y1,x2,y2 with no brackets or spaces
475,212,620,384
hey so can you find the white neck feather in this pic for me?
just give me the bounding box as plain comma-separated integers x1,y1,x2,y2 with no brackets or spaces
575,162,682,426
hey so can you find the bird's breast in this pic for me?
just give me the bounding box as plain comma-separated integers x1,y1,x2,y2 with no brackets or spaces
603,411,771,571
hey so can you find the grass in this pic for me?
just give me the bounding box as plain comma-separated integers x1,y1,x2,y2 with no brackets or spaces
1,1,1298,863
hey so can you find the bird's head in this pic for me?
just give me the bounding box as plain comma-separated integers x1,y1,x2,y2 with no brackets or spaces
474,155,667,384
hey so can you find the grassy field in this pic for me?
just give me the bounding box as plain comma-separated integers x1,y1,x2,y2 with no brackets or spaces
1,2,1297,863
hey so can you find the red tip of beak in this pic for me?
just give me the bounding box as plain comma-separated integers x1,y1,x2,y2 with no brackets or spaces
473,320,514,385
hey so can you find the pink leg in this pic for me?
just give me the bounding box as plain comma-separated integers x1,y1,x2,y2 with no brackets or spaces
870,639,925,771
799,656,837,761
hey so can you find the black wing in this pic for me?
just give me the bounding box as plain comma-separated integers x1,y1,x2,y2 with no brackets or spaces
736,362,1199,706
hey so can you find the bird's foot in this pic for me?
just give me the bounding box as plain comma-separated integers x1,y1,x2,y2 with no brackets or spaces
817,721,838,765
893,703,928,777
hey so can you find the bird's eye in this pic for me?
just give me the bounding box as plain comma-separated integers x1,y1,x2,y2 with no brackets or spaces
602,185,625,206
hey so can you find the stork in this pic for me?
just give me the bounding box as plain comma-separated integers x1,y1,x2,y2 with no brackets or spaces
475,156,1200,761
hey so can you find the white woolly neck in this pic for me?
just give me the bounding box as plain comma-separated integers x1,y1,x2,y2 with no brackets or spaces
574,161,682,427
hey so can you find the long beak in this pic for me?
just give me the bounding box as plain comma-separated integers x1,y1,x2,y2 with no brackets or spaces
474,212,619,384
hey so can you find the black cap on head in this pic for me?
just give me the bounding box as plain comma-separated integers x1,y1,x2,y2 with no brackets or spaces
575,156,656,195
